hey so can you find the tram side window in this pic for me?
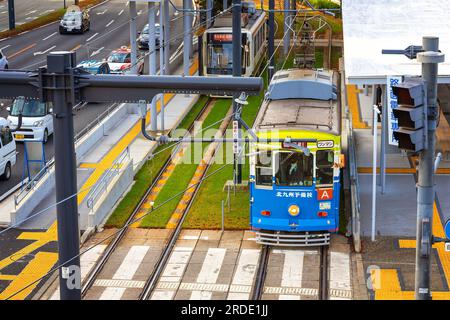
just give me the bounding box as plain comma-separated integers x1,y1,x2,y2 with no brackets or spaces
275,152,313,187
316,150,334,186
255,150,272,187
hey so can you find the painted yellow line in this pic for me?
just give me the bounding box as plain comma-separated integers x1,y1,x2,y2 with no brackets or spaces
0,275,17,281
70,44,82,52
0,252,58,300
8,43,37,60
346,84,369,129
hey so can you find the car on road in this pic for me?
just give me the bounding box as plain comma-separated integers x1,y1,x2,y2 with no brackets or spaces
0,50,8,70
137,23,161,51
0,118,16,181
77,60,111,74
107,46,144,75
59,5,90,34
7,100,53,144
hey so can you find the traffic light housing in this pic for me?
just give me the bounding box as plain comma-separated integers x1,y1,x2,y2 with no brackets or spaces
392,78,427,152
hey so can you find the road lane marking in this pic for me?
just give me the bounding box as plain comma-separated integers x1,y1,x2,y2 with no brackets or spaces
8,43,37,59
90,47,104,57
42,32,57,41
118,9,124,16
105,19,114,27
227,249,260,300
96,9,108,15
25,10,37,16
0,252,58,300
0,44,11,51
70,44,82,52
33,45,56,56
99,245,150,300
86,33,99,42
190,248,226,300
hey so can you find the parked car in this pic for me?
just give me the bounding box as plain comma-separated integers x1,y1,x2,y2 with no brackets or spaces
7,100,53,144
0,50,8,70
137,23,161,50
77,60,111,74
0,118,16,180
106,46,144,75
59,5,90,34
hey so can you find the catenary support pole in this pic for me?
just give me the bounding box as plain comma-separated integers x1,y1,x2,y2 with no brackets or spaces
164,0,170,74
129,1,138,74
414,36,444,300
8,0,15,30
371,105,380,242
159,0,165,131
232,0,242,184
183,0,191,77
380,85,387,193
283,0,290,56
49,52,81,300
268,0,275,81
148,1,157,131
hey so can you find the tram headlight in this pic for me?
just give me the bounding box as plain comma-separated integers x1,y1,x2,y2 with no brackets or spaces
288,204,300,217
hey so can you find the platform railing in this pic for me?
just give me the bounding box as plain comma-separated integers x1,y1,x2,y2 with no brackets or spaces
86,146,130,211
347,113,362,252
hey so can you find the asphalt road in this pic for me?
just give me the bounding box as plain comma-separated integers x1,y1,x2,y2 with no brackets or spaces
0,0,66,32
0,0,184,198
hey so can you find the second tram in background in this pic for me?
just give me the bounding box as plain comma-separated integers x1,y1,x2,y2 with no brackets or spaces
249,68,344,246
200,2,266,77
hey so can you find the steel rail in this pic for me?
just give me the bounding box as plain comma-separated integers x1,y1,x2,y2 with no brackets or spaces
319,245,329,300
251,244,270,300
80,97,211,297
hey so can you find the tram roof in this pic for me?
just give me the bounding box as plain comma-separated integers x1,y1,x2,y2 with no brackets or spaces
342,0,450,85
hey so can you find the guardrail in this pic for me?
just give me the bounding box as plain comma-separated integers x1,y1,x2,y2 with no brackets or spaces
86,146,130,211
13,103,121,208
347,113,362,253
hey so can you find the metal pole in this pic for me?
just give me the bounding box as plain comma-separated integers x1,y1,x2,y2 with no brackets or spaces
414,36,443,300
380,85,387,193
371,105,380,242
8,0,15,30
206,0,212,29
283,0,290,57
221,200,225,232
183,0,191,77
232,0,242,184
164,0,170,74
268,0,275,81
148,1,157,131
189,0,193,59
223,0,227,11
129,1,138,75
49,52,81,300
159,1,165,131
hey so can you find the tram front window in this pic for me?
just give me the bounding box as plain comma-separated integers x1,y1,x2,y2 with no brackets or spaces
316,150,334,186
275,152,313,187
255,150,272,187
207,43,233,74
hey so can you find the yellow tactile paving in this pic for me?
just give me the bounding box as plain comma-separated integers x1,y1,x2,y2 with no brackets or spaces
0,252,58,300
346,84,369,129
0,275,17,281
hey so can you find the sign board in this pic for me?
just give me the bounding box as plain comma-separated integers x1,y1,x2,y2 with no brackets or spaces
387,76,402,146
232,120,240,154
444,219,450,240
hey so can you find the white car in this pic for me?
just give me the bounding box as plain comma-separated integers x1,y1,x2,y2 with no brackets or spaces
0,50,8,70
0,118,16,180
7,100,54,144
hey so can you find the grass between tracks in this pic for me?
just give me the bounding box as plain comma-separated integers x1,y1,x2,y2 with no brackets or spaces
139,99,232,228
105,96,209,228
0,0,103,40
182,73,268,230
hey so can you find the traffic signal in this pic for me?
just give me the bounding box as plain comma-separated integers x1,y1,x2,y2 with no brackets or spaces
392,78,427,152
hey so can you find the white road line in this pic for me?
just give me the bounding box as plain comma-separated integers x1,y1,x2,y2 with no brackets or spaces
25,10,37,16
0,45,11,51
329,251,352,300
105,19,115,27
50,245,108,300
151,247,194,300
118,9,124,16
90,47,104,57
42,32,57,41
99,245,150,300
0,11,7,15
190,248,226,300
33,45,56,56
96,9,108,15
86,33,99,42
227,249,260,300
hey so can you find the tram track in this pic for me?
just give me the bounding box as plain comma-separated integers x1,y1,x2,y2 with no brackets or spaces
80,97,213,298
251,245,270,300
139,103,234,300
319,245,329,300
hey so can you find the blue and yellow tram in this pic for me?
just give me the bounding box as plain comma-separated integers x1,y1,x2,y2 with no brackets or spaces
249,69,343,246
